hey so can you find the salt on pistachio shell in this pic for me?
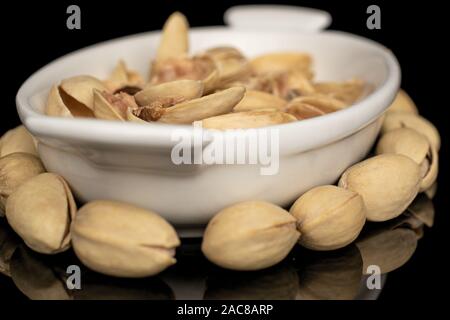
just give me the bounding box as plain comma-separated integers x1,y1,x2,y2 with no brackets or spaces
284,95,346,120
156,12,189,61
0,153,45,214
406,193,434,227
104,60,144,93
356,227,418,274
152,86,245,124
5,173,76,254
381,112,440,150
201,201,300,271
93,89,138,121
376,127,438,191
135,80,204,107
290,185,366,251
386,89,419,114
198,110,296,130
250,52,312,76
203,47,252,85
313,79,366,105
10,245,72,300
338,154,421,222
46,76,108,118
0,125,38,157
71,200,180,278
296,246,363,300
233,90,287,112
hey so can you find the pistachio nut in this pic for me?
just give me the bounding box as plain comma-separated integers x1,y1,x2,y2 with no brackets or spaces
5,173,76,254
290,185,366,251
296,246,363,300
0,152,45,213
46,75,108,118
0,125,38,157
135,79,204,107
376,127,438,191
381,112,440,150
201,201,300,271
386,89,419,114
155,11,189,61
250,52,312,78
104,60,144,94
338,154,422,222
130,87,245,124
356,226,418,274
198,110,296,130
406,193,434,227
313,79,366,105
284,95,346,120
71,200,180,278
233,90,287,112
93,89,138,121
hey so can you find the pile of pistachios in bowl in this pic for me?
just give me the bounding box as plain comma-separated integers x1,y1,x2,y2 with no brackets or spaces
45,12,369,129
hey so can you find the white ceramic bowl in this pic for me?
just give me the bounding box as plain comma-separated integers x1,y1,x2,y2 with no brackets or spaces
16,27,400,235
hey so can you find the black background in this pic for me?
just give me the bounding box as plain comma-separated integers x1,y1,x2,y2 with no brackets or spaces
1,0,449,303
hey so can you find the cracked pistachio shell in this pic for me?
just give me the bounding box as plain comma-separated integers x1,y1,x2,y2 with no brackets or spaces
203,47,252,85
135,80,204,107
290,186,366,251
250,52,312,76
284,95,346,120
93,89,137,121
356,227,418,274
201,201,300,271
197,110,296,130
376,127,438,191
104,60,144,93
71,200,180,278
0,125,38,157
233,90,287,112
338,154,421,222
313,79,366,105
381,112,440,150
156,12,189,61
46,76,107,118
386,89,419,114
5,173,76,254
0,153,45,214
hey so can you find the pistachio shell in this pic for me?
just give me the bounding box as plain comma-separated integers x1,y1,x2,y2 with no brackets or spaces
71,200,180,278
5,173,76,254
419,144,438,191
0,125,38,157
60,75,108,111
285,95,346,120
156,12,189,61
283,70,316,98
424,182,437,199
45,85,74,117
93,90,137,121
155,87,245,124
356,227,417,274
314,79,366,105
386,89,419,114
250,52,312,76
0,153,45,214
104,60,144,93
338,154,421,222
198,110,296,130
201,201,300,271
136,80,204,107
381,112,440,150
290,186,366,251
203,47,252,85
233,90,287,112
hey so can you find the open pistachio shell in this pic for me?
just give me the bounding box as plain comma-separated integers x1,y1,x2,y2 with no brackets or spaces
0,125,38,157
283,70,316,99
250,52,312,76
60,76,108,111
386,89,419,114
233,90,287,112
314,79,366,105
285,95,346,120
203,47,252,85
198,110,296,130
45,85,76,117
381,112,440,150
150,87,245,124
156,12,189,61
104,60,144,93
93,89,137,121
5,173,76,254
135,80,204,107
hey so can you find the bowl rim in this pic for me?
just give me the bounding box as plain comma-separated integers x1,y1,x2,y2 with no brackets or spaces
16,27,400,152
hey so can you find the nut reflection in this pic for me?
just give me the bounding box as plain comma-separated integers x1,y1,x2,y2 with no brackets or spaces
296,246,363,300
0,220,21,277
406,193,435,227
204,263,299,300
